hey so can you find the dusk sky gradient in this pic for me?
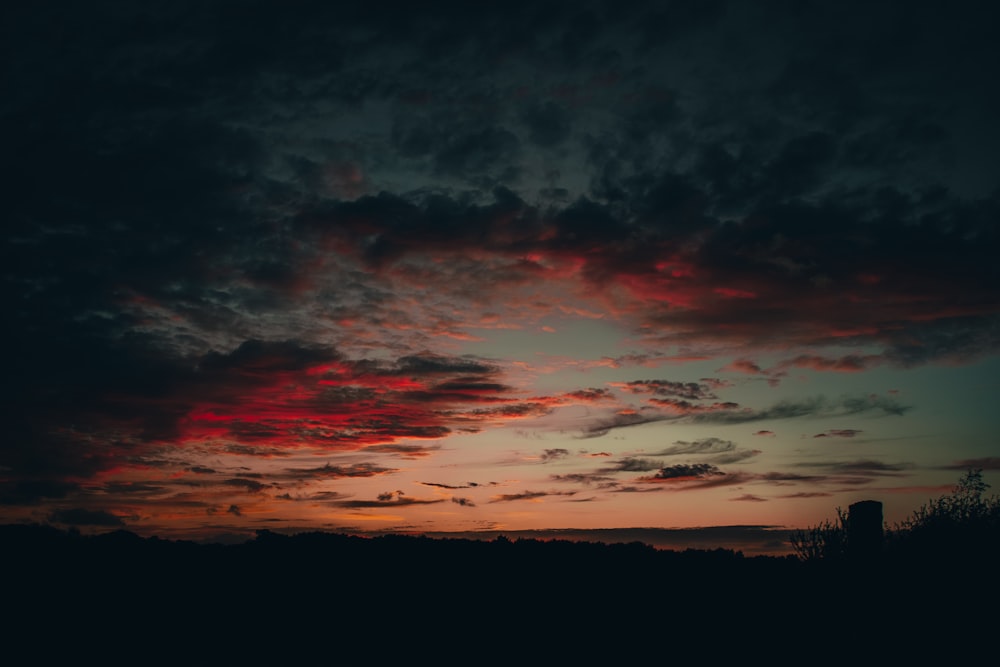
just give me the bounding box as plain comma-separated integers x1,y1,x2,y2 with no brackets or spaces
4,0,999,556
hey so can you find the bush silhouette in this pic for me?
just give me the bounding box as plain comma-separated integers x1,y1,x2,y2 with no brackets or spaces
791,468,1000,565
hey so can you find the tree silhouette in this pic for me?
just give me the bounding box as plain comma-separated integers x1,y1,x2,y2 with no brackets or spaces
885,468,1000,565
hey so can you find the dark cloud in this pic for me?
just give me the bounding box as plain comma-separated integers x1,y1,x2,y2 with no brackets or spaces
488,491,577,503
813,429,862,439
223,479,270,493
944,458,1000,471
419,481,472,490
713,450,762,465
731,494,768,503
520,100,573,148
285,463,396,480
605,458,662,473
565,388,616,402
3,0,998,538
803,460,909,477
0,480,80,505
539,448,570,463
333,493,446,509
579,394,910,438
652,438,736,456
576,410,668,438
645,464,726,481
687,395,910,424
613,380,719,401
362,444,441,458
200,340,339,373
49,508,125,527
99,482,166,495
549,473,616,486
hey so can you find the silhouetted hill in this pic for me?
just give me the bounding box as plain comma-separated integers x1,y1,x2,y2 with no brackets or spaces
3,523,993,662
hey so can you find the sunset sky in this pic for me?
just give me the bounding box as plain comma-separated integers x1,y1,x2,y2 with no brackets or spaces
3,0,999,555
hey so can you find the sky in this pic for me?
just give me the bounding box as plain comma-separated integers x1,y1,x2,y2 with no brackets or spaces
3,0,999,556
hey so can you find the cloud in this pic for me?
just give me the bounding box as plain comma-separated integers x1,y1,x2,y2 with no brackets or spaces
0,480,80,505
802,460,909,477
576,410,669,438
611,379,719,400
488,491,578,503
362,444,442,458
223,479,270,493
605,458,663,473
575,393,909,439
539,448,571,463
813,429,863,439
49,508,126,527
644,464,726,482
713,450,763,464
549,473,617,486
652,437,736,456
4,0,998,539
332,492,446,509
564,388,616,402
731,494,768,503
285,463,397,480
687,395,911,424
944,457,1000,471
419,482,473,490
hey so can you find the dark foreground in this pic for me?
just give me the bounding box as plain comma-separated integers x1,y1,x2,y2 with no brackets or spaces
4,524,994,663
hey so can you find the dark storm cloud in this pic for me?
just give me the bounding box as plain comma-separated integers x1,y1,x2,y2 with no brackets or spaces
199,340,339,373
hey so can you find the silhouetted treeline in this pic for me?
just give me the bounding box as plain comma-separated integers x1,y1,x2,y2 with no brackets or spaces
3,518,995,661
